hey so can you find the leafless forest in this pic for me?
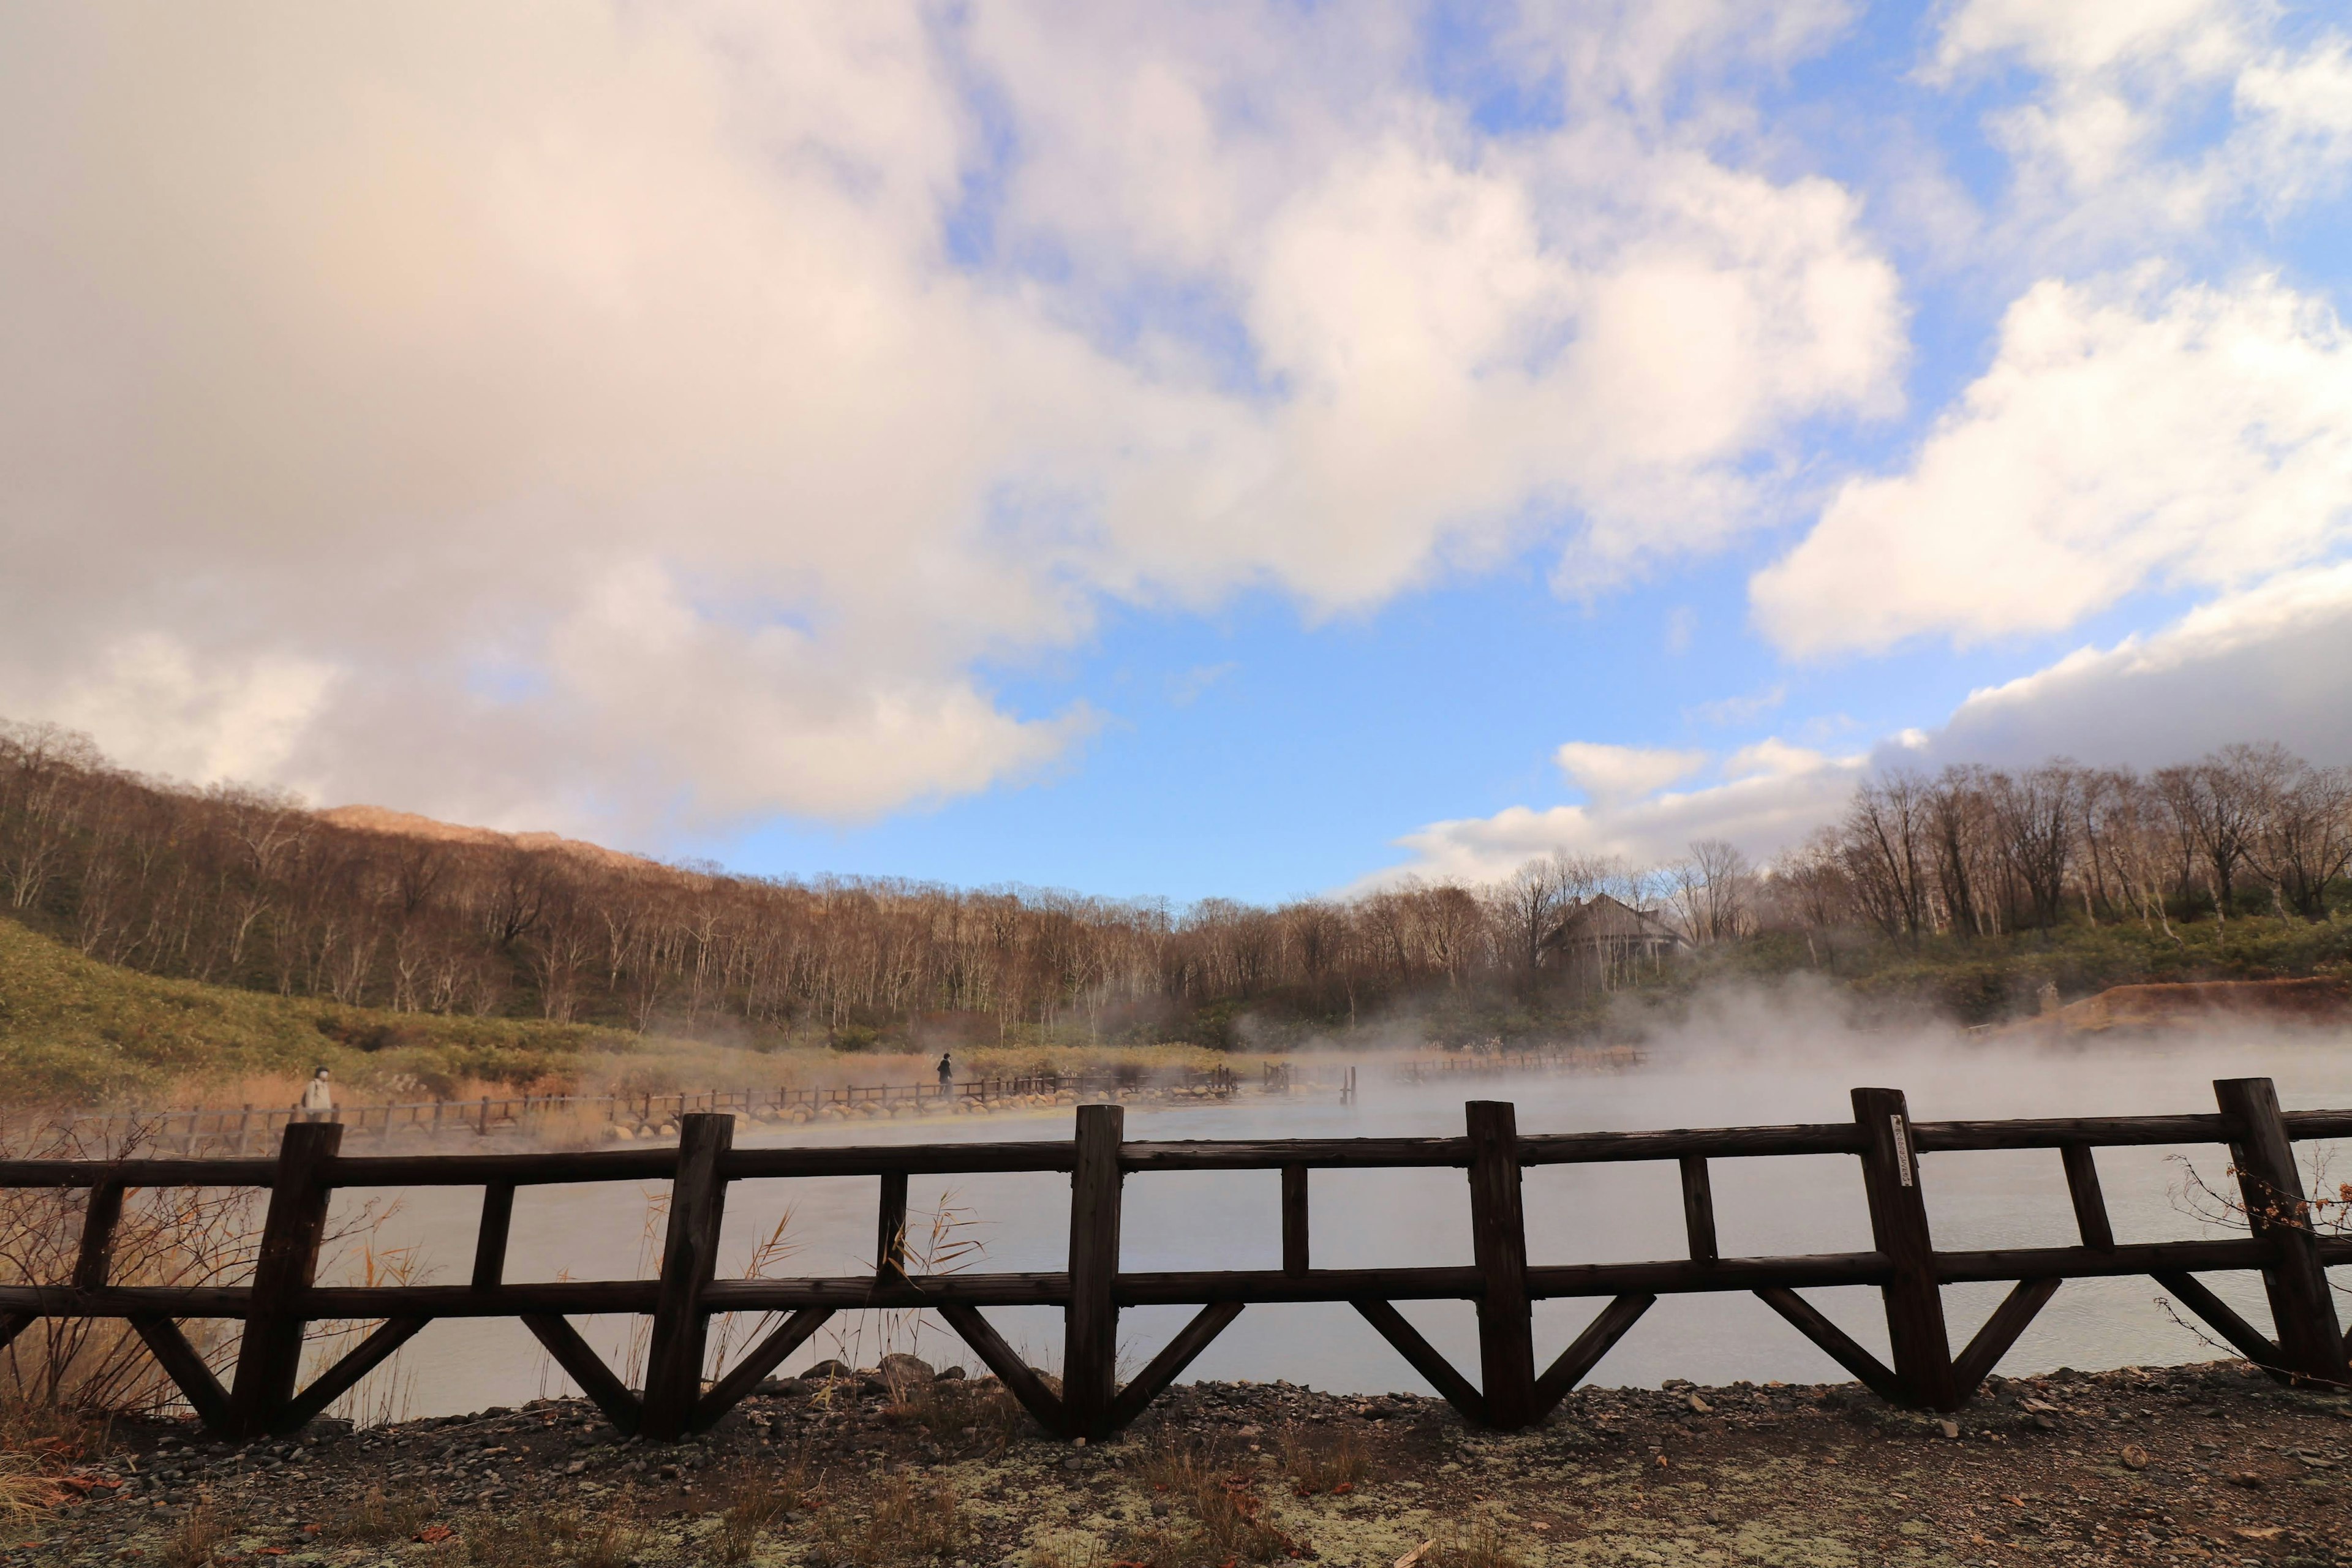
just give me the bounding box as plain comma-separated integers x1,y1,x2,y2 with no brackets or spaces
3,722,2348,1044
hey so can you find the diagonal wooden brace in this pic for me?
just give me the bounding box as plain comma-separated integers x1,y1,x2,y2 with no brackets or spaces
277,1316,430,1434
132,1316,233,1433
1110,1302,1245,1430
937,1302,1067,1434
1352,1298,1490,1427
694,1306,836,1431
1754,1287,1906,1406
522,1314,643,1433
2152,1270,2283,1376
1951,1279,2060,1400
1532,1293,1654,1420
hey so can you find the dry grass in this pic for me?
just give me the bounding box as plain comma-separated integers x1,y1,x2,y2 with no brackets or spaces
711,1453,812,1563
881,1374,1025,1453
1277,1425,1368,1495
160,1499,235,1568
461,1505,642,1568
318,1480,435,1544
1134,1437,1301,1567
1429,1520,1525,1568
812,1473,967,1568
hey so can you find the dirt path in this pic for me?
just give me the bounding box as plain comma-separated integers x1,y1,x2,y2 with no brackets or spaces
12,1360,2350,1567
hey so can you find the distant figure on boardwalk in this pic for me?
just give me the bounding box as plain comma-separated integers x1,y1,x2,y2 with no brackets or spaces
298,1066,334,1121
937,1052,954,1095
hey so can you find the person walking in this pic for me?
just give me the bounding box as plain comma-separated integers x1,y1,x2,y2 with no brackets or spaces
936,1052,954,1099
298,1066,334,1123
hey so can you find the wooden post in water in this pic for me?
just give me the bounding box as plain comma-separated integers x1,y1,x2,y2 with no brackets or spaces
1465,1100,1536,1428
1851,1087,1956,1411
1063,1103,1125,1439
227,1121,342,1439
640,1113,734,1439
2215,1077,2349,1385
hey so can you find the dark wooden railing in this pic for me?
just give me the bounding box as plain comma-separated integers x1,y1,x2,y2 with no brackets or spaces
2,1077,2347,1444
52,1066,1274,1153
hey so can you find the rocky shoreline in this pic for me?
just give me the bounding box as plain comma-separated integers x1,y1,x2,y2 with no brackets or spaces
10,1358,2350,1567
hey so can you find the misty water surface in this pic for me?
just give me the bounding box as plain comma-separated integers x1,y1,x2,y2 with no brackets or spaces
323,1024,2352,1422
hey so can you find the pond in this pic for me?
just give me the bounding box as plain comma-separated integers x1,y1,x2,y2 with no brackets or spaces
321,1024,2352,1422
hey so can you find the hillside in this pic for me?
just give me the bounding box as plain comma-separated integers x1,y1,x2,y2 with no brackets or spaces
0,916,630,1108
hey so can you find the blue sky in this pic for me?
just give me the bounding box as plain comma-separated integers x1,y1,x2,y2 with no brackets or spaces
4,0,2350,903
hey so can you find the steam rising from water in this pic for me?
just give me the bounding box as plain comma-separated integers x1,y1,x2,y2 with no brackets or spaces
337,990,2352,1420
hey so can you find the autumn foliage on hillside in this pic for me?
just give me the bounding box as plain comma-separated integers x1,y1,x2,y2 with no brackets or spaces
2,721,2348,1047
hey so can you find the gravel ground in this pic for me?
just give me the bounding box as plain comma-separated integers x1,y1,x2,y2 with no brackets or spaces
10,1359,2350,1567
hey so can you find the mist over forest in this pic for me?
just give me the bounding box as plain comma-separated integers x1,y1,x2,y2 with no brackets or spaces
4,720,2349,1051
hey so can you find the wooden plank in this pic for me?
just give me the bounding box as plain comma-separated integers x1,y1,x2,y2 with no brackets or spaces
73,1178,127,1289
1281,1165,1309,1275
1108,1302,1246,1430
1753,1287,1906,1406
876,1171,908,1277
2214,1077,2349,1385
227,1121,343,1439
1910,1114,2231,1152
937,1302,1066,1434
1531,1293,1654,1419
693,1306,835,1430
1950,1278,2060,1398
471,1183,516,1290
1063,1104,1125,1440
0,1158,276,1189
277,1316,429,1433
639,1112,734,1439
1679,1158,1717,1262
2152,1269,2282,1373
1520,1124,1871,1164
1351,1298,1488,1426
522,1314,642,1432
1850,1088,1956,1411
132,1316,233,1433
2059,1145,2114,1251
1465,1101,1535,1428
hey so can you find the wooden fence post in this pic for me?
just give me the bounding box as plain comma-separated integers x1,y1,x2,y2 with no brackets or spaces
1063,1103,1125,1439
227,1121,343,1439
639,1113,734,1439
1850,1087,1956,1410
2215,1077,2349,1385
1281,1165,1310,1275
1466,1100,1536,1428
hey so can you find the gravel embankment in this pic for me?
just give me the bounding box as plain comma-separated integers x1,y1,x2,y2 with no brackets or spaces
10,1359,2351,1567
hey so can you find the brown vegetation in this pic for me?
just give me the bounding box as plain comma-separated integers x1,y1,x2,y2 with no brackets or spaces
5,719,2348,1067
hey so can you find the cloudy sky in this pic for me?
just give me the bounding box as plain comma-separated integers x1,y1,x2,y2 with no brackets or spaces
3,0,2349,900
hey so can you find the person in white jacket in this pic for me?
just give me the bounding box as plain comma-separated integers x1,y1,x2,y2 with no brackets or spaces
298,1066,334,1121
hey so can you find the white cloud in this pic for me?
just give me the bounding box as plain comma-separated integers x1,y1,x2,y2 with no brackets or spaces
1924,562,2352,769
1751,272,2352,656
0,0,1905,832
1390,740,1863,883
1380,564,2352,886
1928,0,2352,246
1555,742,1710,804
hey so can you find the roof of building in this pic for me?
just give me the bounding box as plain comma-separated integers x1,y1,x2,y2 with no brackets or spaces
1543,894,1687,949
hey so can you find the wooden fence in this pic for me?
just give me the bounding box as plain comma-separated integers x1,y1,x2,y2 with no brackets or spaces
1394,1045,1642,1082
52,1065,1284,1155
2,1077,2346,1446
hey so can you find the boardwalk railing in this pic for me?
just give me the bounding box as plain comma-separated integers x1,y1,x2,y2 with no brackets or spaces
52,1066,1278,1154
2,1077,2347,1444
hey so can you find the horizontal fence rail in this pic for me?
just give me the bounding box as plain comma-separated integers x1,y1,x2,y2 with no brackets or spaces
43,1065,1348,1155
2,1078,2347,1443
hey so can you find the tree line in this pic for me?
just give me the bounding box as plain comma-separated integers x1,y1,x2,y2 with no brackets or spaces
2,720,2346,1044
